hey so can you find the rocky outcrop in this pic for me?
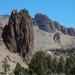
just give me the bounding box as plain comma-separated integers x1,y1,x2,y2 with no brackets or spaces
67,28,75,36
33,14,75,36
2,9,34,64
53,21,61,31
54,32,61,43
0,16,9,45
33,13,55,32
53,21,68,34
61,26,68,35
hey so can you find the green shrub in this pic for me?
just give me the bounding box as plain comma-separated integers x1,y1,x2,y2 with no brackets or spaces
57,56,65,74
51,57,58,73
14,63,30,75
65,55,75,75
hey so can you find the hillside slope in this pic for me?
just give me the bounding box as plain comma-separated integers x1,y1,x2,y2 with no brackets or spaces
0,41,28,73
34,26,75,51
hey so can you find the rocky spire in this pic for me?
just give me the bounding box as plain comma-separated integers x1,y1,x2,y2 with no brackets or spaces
2,9,34,64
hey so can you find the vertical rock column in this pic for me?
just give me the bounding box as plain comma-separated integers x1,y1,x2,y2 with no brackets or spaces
2,9,34,64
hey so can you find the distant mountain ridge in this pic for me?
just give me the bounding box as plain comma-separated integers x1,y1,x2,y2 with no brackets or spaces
33,13,75,36
0,13,75,36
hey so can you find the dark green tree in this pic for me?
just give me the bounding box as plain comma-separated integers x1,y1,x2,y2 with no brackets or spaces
14,63,31,75
51,57,58,73
65,55,75,75
29,51,51,75
57,56,65,74
14,63,22,75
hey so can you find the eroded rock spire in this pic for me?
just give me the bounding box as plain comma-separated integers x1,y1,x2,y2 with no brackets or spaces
2,9,34,64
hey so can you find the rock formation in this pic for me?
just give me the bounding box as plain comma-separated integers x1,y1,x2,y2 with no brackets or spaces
61,26,68,35
67,28,75,36
54,32,61,43
33,14,75,36
53,21,61,31
33,13,55,32
2,9,34,64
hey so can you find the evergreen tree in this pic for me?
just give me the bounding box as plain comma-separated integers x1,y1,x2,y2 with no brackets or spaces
51,57,58,73
65,55,75,75
14,63,22,75
29,51,51,75
57,56,65,74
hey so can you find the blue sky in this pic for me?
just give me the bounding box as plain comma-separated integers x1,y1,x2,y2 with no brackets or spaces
0,0,75,28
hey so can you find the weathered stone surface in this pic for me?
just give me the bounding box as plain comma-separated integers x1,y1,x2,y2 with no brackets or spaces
34,13,55,32
67,28,75,36
53,21,61,31
53,21,68,35
54,32,61,43
61,26,68,35
34,14,75,36
2,9,34,64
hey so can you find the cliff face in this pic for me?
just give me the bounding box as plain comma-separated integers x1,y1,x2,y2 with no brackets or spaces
2,9,34,64
67,28,75,36
53,21,68,34
34,14,75,36
53,21,75,36
33,13,55,32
